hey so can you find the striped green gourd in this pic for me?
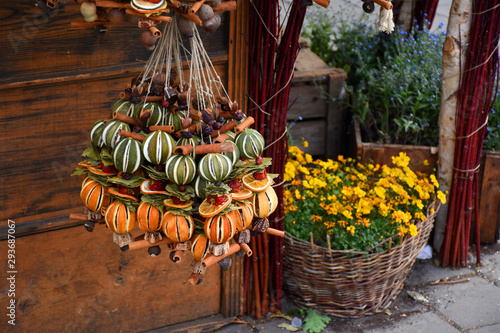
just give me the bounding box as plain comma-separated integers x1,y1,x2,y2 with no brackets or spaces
111,99,141,119
221,141,240,166
192,175,213,199
164,110,187,132
90,120,106,148
113,137,144,173
224,131,236,142
198,153,233,182
235,128,265,160
101,119,130,148
142,131,176,165
165,154,196,185
176,135,201,160
141,102,165,127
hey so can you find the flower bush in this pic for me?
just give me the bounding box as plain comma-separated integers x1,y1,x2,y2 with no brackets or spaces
283,145,446,253
302,11,445,146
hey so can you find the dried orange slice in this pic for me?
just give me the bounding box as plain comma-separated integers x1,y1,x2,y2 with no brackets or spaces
88,166,117,176
163,198,194,209
198,195,232,218
241,174,272,192
78,160,92,168
108,187,139,202
231,187,253,200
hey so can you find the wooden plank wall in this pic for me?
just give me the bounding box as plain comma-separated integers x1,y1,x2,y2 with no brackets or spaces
0,226,222,331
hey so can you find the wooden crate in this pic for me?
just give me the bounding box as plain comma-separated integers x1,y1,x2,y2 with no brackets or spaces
287,47,346,158
478,151,500,243
0,1,249,330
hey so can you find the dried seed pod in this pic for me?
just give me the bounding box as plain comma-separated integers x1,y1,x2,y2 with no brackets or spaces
108,8,126,25
177,15,194,38
202,13,221,33
80,2,97,22
141,30,157,51
197,4,214,22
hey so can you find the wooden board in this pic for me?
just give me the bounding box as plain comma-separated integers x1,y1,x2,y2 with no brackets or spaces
478,152,500,243
288,120,326,156
0,224,221,331
0,1,228,80
352,119,438,173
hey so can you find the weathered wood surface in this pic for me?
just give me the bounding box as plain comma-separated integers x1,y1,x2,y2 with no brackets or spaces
352,119,439,173
287,48,346,158
0,1,228,80
0,225,221,331
478,152,500,243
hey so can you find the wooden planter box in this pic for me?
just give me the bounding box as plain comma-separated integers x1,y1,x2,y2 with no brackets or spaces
287,47,346,158
349,119,439,173
0,1,249,331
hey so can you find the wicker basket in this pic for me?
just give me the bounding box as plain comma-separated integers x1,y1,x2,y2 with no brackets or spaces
283,201,440,318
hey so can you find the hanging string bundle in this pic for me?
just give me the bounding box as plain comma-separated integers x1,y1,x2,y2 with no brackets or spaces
439,0,500,268
70,10,286,285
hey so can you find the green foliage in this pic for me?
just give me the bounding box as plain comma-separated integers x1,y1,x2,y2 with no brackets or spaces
302,11,445,146
483,92,500,151
302,309,331,333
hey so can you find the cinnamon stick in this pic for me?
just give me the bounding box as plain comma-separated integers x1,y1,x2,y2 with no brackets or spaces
234,116,255,134
119,91,131,100
171,250,184,263
214,133,230,143
171,8,202,26
117,129,145,142
170,0,181,8
125,9,172,22
372,0,393,10
311,0,330,9
265,227,284,238
188,0,205,15
213,1,238,12
209,120,237,137
140,95,164,102
184,273,202,286
126,237,172,251
240,243,253,257
201,243,241,268
150,125,175,133
173,142,234,155
113,111,139,125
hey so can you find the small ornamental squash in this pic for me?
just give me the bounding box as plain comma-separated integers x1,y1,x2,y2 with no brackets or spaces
80,178,111,213
165,154,196,185
221,141,240,166
162,211,194,243
191,233,210,261
105,201,136,234
101,119,130,148
142,130,176,165
164,109,187,132
204,213,236,244
176,135,200,160
198,153,233,182
90,120,106,148
252,185,278,218
111,99,141,119
230,201,254,232
141,102,165,127
113,137,144,173
235,128,265,160
193,175,212,200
